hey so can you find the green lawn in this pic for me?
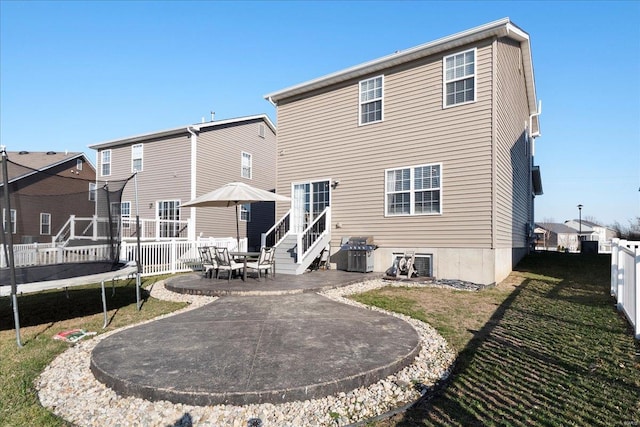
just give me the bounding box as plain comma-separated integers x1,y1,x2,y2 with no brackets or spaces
0,275,186,426
353,252,640,426
1,254,638,426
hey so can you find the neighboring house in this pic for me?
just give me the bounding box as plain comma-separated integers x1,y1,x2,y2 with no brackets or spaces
0,151,96,244
535,223,579,252
88,115,277,250
564,219,617,252
263,18,543,285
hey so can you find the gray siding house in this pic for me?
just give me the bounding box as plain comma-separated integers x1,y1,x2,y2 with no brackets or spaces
264,19,543,285
89,115,277,250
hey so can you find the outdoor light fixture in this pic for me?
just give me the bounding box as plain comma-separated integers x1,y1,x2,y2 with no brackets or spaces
332,180,340,189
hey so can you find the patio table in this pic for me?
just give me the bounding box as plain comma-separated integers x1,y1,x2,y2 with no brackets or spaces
230,251,260,281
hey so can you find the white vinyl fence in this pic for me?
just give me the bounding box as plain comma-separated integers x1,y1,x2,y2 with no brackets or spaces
611,238,640,339
0,237,247,277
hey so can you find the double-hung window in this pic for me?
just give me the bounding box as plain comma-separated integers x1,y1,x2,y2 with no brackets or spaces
240,203,251,222
359,76,383,125
385,163,441,216
132,143,143,172
241,152,252,179
40,213,51,235
89,182,97,201
101,150,111,176
121,201,131,229
3,208,16,234
444,48,476,107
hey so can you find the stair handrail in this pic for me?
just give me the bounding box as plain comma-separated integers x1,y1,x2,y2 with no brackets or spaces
296,207,330,264
262,209,291,248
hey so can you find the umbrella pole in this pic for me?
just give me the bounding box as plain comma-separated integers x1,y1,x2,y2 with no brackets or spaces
235,204,240,250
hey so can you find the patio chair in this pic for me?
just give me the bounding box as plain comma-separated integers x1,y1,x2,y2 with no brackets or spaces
213,247,243,282
198,246,217,279
246,247,275,280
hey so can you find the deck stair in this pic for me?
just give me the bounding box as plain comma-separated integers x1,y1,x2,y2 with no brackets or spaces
263,207,331,275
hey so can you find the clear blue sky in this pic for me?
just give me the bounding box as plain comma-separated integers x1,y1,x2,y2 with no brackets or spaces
1,1,639,226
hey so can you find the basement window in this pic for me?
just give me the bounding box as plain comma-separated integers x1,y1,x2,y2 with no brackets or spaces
393,253,433,277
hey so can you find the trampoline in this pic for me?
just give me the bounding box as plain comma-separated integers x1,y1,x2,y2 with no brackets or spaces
1,148,143,347
0,261,139,328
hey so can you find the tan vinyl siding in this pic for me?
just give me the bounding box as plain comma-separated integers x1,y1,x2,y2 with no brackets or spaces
194,120,277,240
104,133,193,220
494,37,532,249
276,41,494,249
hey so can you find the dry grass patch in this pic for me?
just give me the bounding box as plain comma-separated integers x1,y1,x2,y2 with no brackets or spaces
353,253,640,426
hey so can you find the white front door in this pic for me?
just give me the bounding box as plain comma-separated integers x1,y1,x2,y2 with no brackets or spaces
291,180,330,233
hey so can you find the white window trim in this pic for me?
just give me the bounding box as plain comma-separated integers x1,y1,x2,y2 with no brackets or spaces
443,48,477,108
258,124,265,138
76,158,83,171
384,162,443,217
89,182,97,201
121,201,131,229
241,152,252,179
101,149,111,177
131,143,143,172
40,212,51,235
240,203,251,222
359,75,384,126
3,208,16,234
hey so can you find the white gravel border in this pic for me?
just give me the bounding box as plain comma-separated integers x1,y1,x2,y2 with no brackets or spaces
36,279,455,427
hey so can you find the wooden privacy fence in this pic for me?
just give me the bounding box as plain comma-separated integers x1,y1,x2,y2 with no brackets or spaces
611,238,640,339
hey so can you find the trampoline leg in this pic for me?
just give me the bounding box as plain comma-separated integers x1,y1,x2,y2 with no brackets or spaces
136,272,141,311
12,294,23,348
101,279,108,329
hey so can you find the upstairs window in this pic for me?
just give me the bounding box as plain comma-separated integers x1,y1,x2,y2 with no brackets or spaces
444,48,476,107
101,150,111,176
76,158,83,171
359,75,383,125
385,163,441,216
40,213,51,235
259,124,265,138
241,152,252,179
132,143,143,172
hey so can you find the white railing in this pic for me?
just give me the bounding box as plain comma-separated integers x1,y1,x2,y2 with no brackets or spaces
120,218,190,241
1,243,111,268
120,237,246,276
1,237,246,277
611,238,640,339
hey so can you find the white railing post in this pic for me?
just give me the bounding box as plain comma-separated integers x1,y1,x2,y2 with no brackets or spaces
92,215,98,241
617,240,627,310
120,240,128,262
611,238,619,296
69,215,76,240
170,239,177,274
635,248,640,340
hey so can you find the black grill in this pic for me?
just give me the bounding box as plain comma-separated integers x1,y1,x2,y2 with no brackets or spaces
341,237,377,272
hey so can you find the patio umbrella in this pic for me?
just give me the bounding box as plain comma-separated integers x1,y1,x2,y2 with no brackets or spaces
181,182,290,247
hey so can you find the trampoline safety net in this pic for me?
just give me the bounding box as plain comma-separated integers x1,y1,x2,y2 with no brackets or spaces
0,151,133,274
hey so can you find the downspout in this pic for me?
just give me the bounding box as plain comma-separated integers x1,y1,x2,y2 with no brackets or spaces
529,100,542,155
266,96,277,107
187,126,198,241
